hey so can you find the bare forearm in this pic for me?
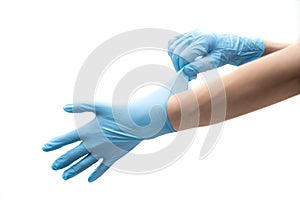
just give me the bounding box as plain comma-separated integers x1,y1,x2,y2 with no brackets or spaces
262,40,290,56
167,41,300,131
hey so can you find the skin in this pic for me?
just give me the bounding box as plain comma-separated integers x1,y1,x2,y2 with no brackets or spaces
262,40,290,56
167,41,300,131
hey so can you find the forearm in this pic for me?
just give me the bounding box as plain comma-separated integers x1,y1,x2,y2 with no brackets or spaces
262,40,290,56
167,41,300,131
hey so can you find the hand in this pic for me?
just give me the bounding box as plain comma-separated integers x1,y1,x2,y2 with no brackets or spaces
42,73,188,182
168,30,265,80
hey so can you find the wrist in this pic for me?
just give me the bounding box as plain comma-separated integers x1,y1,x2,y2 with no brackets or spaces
167,86,211,131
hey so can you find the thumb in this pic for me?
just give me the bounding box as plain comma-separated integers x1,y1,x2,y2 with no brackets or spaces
63,103,95,113
183,55,217,78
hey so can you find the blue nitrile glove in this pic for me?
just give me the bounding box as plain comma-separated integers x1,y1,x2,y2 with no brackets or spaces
42,70,188,182
168,30,265,80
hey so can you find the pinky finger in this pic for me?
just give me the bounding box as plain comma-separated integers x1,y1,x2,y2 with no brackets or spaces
88,163,111,183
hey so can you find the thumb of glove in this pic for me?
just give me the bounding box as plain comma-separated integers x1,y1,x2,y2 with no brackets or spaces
183,55,217,80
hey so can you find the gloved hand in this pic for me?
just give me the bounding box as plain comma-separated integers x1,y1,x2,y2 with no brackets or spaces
168,30,265,80
42,71,188,182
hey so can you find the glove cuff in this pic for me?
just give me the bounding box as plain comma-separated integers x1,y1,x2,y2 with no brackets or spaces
216,34,265,66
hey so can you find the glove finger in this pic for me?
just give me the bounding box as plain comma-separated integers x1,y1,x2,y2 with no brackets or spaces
62,154,98,180
188,29,217,52
168,33,188,53
168,34,182,56
168,30,194,51
188,74,197,81
171,36,194,71
168,33,191,69
183,55,217,77
42,130,80,152
178,43,208,68
63,103,95,113
88,162,111,182
51,142,89,170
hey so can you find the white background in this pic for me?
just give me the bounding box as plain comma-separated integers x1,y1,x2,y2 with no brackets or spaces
0,0,299,199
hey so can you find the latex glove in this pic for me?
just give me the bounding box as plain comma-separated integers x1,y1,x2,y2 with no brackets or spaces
42,72,188,182
168,30,265,80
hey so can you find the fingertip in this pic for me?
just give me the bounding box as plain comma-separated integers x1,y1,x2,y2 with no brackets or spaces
188,76,196,81
51,163,58,170
88,176,97,183
62,171,71,180
62,173,69,180
88,172,103,183
63,104,73,113
174,64,181,72
42,144,50,152
88,171,100,183
42,146,47,152
183,66,197,78
88,163,110,183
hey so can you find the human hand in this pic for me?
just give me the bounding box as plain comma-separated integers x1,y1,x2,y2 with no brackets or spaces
168,30,265,80
42,72,188,182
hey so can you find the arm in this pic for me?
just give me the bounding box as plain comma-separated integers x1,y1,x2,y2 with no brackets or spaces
262,40,290,56
168,30,291,81
43,39,297,182
167,41,300,130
